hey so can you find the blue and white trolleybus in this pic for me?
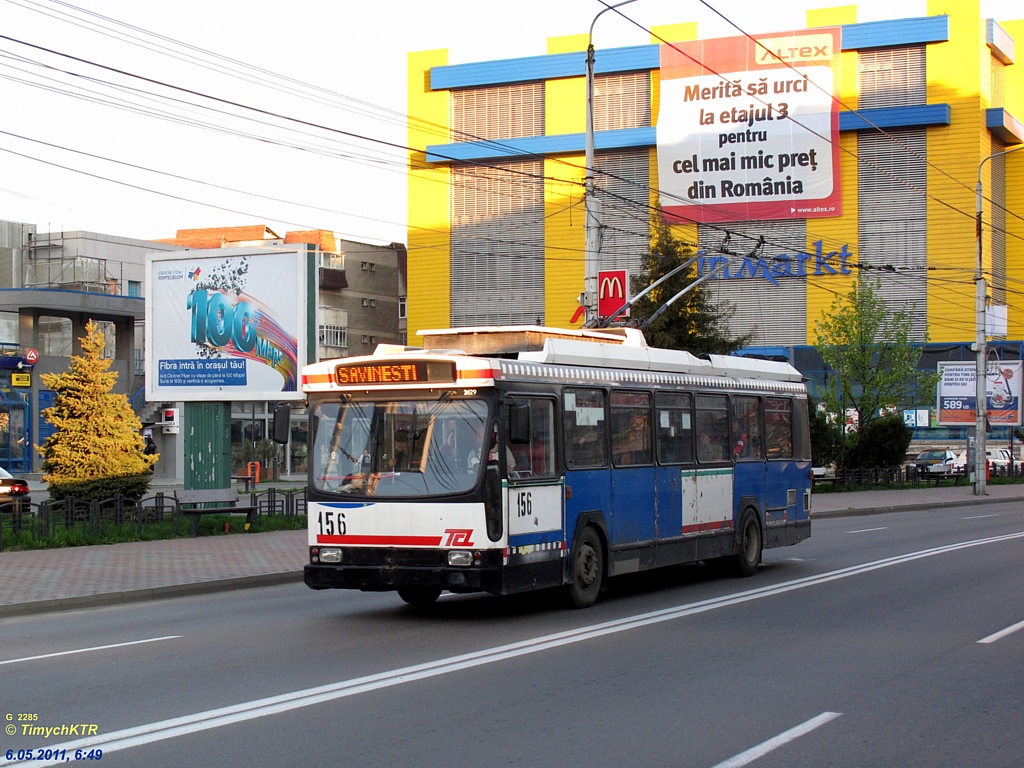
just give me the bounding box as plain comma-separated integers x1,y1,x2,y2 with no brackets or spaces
302,325,812,608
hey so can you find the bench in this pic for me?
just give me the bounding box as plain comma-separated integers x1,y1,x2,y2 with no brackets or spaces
173,488,258,537
231,474,255,493
812,475,837,491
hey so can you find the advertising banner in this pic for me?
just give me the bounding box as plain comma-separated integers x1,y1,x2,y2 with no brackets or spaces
145,248,307,401
656,28,842,224
936,360,1022,426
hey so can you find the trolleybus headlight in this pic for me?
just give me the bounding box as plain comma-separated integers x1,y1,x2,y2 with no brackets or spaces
447,551,473,567
319,548,343,564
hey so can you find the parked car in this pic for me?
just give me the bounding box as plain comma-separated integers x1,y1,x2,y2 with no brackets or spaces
912,450,957,473
0,466,31,507
948,448,1020,472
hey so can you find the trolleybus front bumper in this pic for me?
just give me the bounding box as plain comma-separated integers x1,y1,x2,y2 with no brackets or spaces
304,547,506,593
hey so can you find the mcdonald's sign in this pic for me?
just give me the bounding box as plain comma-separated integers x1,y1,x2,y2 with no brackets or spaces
598,269,629,318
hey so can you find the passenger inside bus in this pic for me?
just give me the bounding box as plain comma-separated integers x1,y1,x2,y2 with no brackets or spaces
698,431,724,462
467,425,515,473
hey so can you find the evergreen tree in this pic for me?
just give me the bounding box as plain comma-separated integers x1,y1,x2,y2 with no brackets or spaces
627,221,752,355
39,320,156,500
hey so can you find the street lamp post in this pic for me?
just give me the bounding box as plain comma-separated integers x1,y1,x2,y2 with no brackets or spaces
974,144,1024,495
584,0,636,325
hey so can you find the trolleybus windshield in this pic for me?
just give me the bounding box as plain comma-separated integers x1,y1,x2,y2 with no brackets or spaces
310,398,490,497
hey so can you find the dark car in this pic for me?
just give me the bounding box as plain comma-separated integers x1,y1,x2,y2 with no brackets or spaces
0,466,32,509
911,449,957,473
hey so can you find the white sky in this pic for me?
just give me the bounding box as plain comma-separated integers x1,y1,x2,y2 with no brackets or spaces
0,0,1019,245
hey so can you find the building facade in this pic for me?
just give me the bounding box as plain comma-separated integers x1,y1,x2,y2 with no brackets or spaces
0,222,406,478
405,1,1024,432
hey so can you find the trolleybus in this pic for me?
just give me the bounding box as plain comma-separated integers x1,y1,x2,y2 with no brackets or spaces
301,325,812,608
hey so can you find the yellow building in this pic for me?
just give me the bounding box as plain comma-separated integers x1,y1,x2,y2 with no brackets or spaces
407,3,1023,373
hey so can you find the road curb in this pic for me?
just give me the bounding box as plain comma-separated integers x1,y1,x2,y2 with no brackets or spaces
811,494,1019,519
0,570,304,619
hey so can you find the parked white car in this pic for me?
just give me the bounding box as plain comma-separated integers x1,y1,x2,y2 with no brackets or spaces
946,448,1020,472
913,450,957,473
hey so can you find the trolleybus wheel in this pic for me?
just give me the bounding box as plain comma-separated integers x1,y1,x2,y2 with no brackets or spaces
734,509,762,577
397,586,442,607
567,525,604,608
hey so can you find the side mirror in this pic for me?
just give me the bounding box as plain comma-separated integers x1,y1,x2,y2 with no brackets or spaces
272,403,291,444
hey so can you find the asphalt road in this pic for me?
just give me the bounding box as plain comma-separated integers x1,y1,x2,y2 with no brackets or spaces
2,501,1023,768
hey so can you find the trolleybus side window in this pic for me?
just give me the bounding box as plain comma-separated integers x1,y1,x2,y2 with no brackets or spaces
611,390,652,466
655,392,693,465
564,388,608,468
731,395,764,461
507,398,557,480
695,394,729,463
792,398,811,461
765,397,794,459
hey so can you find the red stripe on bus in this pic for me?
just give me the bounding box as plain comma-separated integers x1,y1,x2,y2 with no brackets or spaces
458,367,501,380
302,372,333,385
317,534,444,546
681,521,732,534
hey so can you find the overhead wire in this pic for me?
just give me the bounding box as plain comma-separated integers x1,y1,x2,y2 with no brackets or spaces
2,0,1021,323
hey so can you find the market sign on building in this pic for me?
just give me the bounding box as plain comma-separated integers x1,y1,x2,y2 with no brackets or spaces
656,27,842,224
145,247,308,402
936,360,1023,426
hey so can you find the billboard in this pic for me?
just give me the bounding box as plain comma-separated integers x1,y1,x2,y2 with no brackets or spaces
145,248,308,401
936,360,1022,426
656,28,842,224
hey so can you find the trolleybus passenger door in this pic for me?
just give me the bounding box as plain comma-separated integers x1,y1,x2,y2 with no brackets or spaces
654,393,693,540
730,396,767,520
562,388,611,547
763,397,802,525
609,391,656,555
504,399,564,549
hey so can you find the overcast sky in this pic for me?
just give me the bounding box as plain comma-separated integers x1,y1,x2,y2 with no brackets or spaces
0,0,1019,245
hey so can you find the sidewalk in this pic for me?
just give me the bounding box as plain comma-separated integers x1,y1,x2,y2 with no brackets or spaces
1,483,1022,619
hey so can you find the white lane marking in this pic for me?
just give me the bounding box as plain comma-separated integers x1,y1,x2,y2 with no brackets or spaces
710,711,843,768
0,636,181,666
847,527,887,534
978,619,1024,644
6,531,1024,768
962,514,999,520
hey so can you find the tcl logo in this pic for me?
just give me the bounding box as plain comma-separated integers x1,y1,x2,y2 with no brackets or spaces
444,529,475,546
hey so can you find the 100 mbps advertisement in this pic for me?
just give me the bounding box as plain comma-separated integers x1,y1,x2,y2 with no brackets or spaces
145,248,307,401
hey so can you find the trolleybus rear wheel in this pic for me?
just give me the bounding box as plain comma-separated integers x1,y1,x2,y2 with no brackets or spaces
735,509,762,577
397,586,442,607
567,525,604,608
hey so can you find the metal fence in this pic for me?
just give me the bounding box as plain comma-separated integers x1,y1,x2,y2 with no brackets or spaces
0,487,307,552
815,462,1024,491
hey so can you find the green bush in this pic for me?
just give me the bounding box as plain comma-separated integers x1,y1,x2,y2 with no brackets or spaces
47,473,154,503
842,414,913,468
809,403,843,468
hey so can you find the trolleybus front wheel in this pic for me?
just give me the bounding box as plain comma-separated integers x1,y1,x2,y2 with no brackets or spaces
567,525,604,608
397,586,442,607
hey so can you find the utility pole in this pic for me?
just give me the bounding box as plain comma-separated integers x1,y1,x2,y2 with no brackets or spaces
975,145,1024,495
584,0,635,325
